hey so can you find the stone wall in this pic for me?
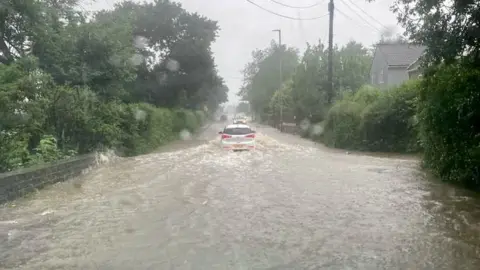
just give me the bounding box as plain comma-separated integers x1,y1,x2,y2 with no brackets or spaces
0,154,97,204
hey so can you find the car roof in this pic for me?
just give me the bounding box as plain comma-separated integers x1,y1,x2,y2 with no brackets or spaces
225,124,251,129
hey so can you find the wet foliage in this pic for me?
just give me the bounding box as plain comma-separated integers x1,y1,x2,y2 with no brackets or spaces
0,0,226,172
239,40,372,125
322,81,420,153
242,0,480,190
386,0,480,189
418,63,480,190
238,41,299,123
390,0,480,67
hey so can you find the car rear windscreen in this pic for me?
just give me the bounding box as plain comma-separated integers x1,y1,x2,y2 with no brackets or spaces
223,128,253,135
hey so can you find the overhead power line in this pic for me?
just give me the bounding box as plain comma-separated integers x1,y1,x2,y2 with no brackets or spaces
246,0,328,20
269,0,323,9
344,0,388,31
336,0,381,32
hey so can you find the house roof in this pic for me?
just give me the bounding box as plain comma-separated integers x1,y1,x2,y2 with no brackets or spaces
406,58,421,71
377,43,426,67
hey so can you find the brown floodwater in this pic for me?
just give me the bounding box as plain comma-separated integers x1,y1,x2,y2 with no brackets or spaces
1,123,479,269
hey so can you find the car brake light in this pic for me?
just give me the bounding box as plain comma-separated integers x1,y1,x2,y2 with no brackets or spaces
221,134,232,139
245,134,255,138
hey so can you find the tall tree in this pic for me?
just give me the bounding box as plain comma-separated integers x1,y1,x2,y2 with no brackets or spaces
291,42,328,122
290,40,371,122
390,0,479,65
113,0,227,109
0,0,80,64
0,0,228,172
239,41,299,121
336,41,372,91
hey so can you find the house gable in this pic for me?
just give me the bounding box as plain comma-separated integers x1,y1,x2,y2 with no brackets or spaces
370,43,426,88
370,46,388,86
378,44,426,67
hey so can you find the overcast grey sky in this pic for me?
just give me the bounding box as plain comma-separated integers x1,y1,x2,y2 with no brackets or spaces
83,0,400,105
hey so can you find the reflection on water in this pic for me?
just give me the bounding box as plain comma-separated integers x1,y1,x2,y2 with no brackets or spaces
1,125,480,269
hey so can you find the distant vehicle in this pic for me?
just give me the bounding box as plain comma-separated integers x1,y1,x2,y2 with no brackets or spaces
220,115,228,121
233,117,247,124
219,124,256,151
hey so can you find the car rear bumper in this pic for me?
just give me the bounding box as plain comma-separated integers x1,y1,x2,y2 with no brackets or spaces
221,142,256,150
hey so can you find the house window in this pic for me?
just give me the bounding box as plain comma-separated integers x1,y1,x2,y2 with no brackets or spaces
378,69,384,84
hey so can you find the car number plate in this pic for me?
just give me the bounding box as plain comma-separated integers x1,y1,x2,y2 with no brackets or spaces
233,144,242,148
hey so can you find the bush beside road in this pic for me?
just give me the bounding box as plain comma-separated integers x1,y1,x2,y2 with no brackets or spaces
321,81,420,153
239,38,480,191
292,69,479,191
0,1,226,173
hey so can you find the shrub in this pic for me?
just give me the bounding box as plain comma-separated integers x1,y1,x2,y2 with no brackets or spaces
118,104,205,156
418,64,480,189
322,85,381,149
173,109,199,133
361,80,421,152
135,104,175,153
184,110,198,131
0,132,30,172
351,85,382,105
83,100,126,152
30,135,63,163
125,103,175,156
323,100,364,149
194,110,206,126
322,82,421,153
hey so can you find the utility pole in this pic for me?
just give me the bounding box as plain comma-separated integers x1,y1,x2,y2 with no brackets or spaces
272,29,283,131
327,0,334,104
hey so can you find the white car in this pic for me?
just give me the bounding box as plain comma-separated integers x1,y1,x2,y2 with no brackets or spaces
219,124,256,151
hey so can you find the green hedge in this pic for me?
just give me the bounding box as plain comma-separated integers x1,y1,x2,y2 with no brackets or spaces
418,64,480,189
119,103,173,155
118,104,206,156
0,100,206,170
322,86,380,149
361,80,420,152
172,109,206,133
323,101,363,149
194,110,207,124
322,81,420,153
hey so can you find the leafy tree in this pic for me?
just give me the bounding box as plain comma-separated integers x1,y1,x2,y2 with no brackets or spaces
239,41,299,121
417,63,480,189
385,0,480,189
390,0,479,66
268,80,294,123
336,41,372,91
0,0,81,64
33,10,136,101
240,38,371,125
289,40,371,123
0,0,227,172
290,42,328,123
0,0,39,64
113,0,228,109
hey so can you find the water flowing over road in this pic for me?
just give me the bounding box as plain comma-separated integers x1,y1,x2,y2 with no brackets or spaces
1,123,480,269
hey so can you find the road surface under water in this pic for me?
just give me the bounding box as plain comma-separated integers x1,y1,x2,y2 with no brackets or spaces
1,123,480,269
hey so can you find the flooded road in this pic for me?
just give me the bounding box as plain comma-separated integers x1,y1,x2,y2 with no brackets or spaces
1,123,480,269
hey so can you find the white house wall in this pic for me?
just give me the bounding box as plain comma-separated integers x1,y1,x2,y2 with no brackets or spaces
387,67,409,87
